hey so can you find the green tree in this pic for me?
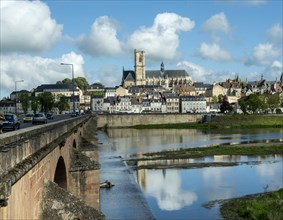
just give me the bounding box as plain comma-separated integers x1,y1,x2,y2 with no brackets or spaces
91,91,105,97
19,92,30,114
37,92,55,113
220,96,233,113
75,77,89,91
56,78,73,85
267,93,280,113
211,95,218,103
246,94,262,114
218,94,224,103
56,77,89,91
31,98,39,114
238,96,248,114
57,95,69,113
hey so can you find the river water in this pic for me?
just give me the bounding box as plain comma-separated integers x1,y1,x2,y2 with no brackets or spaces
99,128,283,219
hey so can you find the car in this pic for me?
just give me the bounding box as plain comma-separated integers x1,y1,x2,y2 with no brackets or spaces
32,113,47,124
46,113,54,119
71,112,77,117
23,113,34,123
2,113,20,130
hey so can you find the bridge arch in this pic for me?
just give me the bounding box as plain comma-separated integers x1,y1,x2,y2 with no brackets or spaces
54,156,67,189
73,139,77,148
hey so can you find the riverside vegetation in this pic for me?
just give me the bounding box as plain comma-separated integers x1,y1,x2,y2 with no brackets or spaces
131,114,283,129
127,114,283,219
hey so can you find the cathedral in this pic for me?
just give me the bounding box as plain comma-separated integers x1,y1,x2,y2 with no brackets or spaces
122,49,193,88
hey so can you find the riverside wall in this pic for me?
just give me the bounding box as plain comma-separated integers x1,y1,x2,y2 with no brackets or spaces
97,113,203,128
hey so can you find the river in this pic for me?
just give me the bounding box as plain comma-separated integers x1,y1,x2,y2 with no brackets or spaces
99,128,283,219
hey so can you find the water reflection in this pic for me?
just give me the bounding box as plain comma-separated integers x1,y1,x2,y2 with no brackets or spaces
138,169,197,211
99,128,283,220
136,155,281,169
105,128,283,157
137,159,283,220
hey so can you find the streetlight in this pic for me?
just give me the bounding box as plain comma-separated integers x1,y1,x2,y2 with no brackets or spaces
14,80,24,115
60,63,75,113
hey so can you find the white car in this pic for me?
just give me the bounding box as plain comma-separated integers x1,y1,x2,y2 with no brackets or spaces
32,113,47,124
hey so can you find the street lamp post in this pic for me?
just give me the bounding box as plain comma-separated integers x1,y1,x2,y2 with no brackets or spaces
60,63,75,113
14,80,24,115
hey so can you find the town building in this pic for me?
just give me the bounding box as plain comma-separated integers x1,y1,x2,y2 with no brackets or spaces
92,95,104,112
34,84,82,113
180,96,207,113
122,49,193,88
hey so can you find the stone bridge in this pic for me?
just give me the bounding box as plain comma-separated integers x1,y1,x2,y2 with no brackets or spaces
0,115,104,219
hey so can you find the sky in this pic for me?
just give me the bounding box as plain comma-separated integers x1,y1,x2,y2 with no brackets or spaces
0,0,282,99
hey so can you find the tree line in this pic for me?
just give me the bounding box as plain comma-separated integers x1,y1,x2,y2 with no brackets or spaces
219,93,282,114
19,77,95,114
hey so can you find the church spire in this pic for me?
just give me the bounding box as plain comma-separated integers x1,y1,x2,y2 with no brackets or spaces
161,61,164,73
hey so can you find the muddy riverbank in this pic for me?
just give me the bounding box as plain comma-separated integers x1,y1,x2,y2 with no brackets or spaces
126,142,283,169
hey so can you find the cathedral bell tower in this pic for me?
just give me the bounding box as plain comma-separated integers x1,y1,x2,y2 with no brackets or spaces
134,49,146,85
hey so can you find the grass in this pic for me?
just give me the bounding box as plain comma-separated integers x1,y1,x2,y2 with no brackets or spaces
220,188,283,220
209,115,283,129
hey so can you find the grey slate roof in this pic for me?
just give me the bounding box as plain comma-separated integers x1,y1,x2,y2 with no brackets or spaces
87,83,104,90
122,70,135,81
146,70,188,78
35,84,79,92
122,69,189,83
104,97,116,105
180,96,205,101
194,82,212,89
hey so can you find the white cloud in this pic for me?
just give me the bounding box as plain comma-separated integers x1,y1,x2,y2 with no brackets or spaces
127,12,195,61
0,52,85,98
246,0,267,5
201,167,233,201
0,0,63,53
264,60,283,80
267,23,283,45
197,42,231,61
251,43,281,66
144,169,197,211
77,16,122,57
202,12,230,34
244,24,282,68
176,61,211,82
93,65,122,87
245,61,282,82
176,61,230,83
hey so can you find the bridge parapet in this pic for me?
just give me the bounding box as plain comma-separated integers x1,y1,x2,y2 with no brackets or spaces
0,115,91,177
0,115,94,206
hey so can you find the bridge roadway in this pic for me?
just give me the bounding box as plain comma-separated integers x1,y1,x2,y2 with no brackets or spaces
0,114,103,219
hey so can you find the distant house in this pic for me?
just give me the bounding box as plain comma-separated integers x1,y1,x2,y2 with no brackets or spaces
104,87,116,98
34,84,82,112
164,93,179,113
92,95,104,112
34,84,81,100
103,97,116,113
180,96,206,113
116,86,129,97
150,99,162,113
131,97,142,113
117,96,131,113
0,100,16,114
87,83,104,92
205,84,227,100
194,82,212,96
